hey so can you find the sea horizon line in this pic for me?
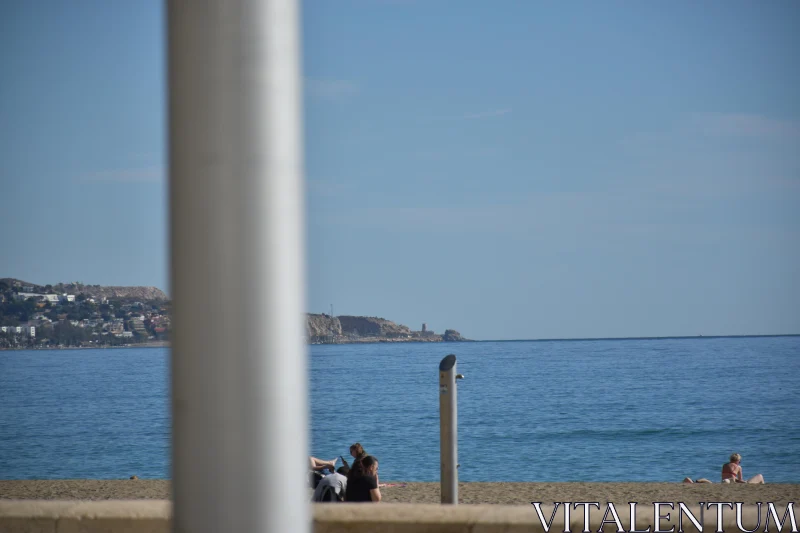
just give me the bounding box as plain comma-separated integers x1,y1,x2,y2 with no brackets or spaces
475,333,800,343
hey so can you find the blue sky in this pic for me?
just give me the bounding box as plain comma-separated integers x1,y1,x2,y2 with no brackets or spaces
1,1,798,339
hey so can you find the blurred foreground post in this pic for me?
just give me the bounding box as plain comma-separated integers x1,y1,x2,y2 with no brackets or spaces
168,1,307,531
439,354,460,504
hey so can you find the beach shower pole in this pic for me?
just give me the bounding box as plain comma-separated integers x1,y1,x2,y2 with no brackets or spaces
168,1,307,532
439,354,463,504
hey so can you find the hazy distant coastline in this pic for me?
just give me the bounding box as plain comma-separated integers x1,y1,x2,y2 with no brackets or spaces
5,278,795,350
1,277,468,348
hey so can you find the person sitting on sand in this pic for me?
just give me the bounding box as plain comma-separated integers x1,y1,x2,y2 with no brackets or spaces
345,455,381,502
340,442,367,470
312,466,349,502
721,453,764,484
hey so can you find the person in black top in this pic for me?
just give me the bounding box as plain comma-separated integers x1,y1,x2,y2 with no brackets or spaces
345,455,381,502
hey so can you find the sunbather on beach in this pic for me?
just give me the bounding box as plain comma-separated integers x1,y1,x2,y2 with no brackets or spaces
721,453,765,484
309,456,338,472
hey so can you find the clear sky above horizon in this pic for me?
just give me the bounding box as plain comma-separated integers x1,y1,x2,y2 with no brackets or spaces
1,1,798,340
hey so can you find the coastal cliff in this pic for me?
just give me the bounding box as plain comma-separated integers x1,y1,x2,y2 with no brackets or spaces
338,315,412,338
306,314,468,344
306,314,342,342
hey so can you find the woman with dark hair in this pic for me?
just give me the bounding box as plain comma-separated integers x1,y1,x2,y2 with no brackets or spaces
345,455,381,502
340,442,367,469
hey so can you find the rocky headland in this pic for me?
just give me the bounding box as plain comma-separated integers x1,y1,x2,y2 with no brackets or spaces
306,314,468,344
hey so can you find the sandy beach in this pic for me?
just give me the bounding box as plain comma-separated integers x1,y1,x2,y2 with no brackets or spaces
1,480,797,506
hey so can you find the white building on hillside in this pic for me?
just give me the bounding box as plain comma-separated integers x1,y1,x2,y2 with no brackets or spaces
13,292,43,301
1,325,35,337
12,293,75,304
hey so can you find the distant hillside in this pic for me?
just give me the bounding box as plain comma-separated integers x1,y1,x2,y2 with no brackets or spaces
0,278,41,291
2,277,466,343
338,315,412,338
306,313,468,343
63,283,168,301
307,313,342,340
1,278,168,301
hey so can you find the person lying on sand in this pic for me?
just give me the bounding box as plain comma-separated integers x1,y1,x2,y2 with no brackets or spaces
310,456,338,472
683,477,713,483
309,456,339,489
721,453,764,484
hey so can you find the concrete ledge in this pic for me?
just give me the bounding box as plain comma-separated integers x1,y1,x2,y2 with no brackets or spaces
0,500,785,532
0,500,171,533
312,503,775,532
314,503,538,532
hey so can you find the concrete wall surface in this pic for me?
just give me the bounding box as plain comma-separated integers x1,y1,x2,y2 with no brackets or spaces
0,500,171,533
0,500,780,532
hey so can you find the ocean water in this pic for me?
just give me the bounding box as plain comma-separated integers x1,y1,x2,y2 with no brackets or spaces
1,337,798,482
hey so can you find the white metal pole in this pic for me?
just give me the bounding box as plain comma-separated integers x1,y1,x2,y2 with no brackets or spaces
167,1,307,531
439,354,458,504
